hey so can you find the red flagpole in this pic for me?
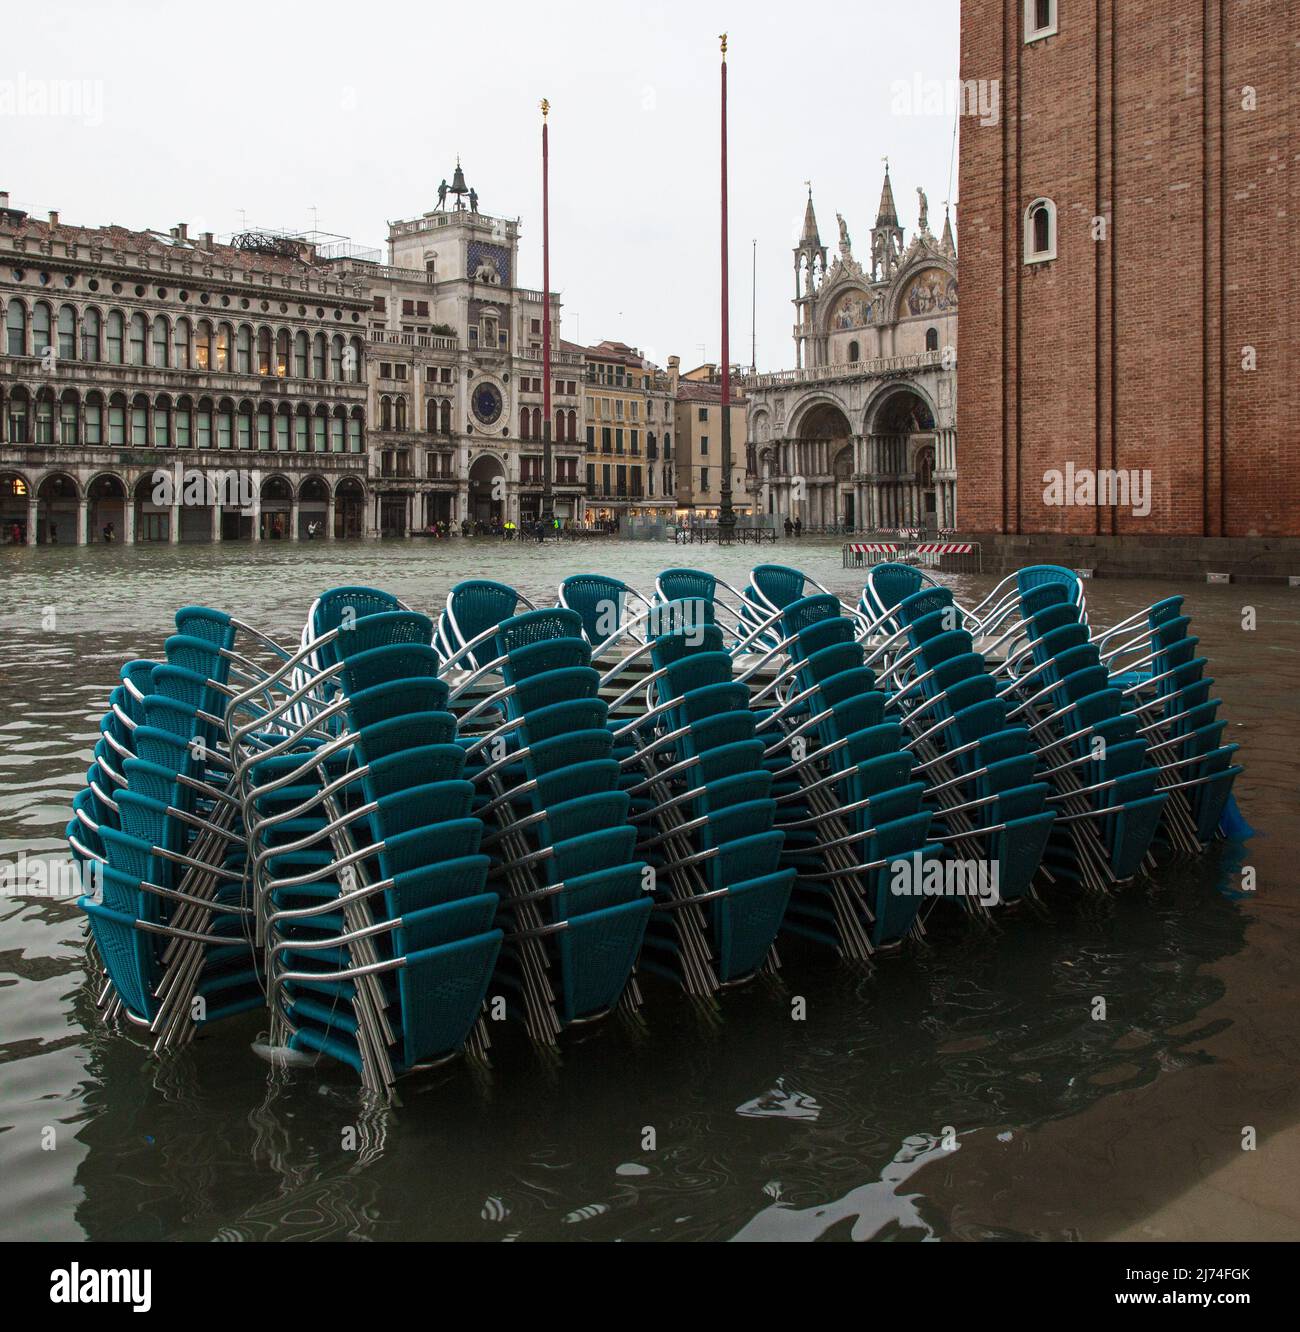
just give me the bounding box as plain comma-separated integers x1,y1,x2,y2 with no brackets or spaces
541,98,554,532
718,34,735,537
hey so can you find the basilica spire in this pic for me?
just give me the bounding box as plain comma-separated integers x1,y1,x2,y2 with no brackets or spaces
875,163,899,227
792,182,827,368
800,186,822,248
870,162,904,281
940,205,956,257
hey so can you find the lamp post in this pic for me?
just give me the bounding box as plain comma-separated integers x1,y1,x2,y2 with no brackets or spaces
717,34,736,542
540,98,555,537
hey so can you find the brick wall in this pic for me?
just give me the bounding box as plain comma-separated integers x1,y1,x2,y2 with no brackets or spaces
958,0,1298,538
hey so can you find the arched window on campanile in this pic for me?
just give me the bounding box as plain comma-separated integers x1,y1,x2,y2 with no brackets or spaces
1024,0,1057,43
1024,198,1057,264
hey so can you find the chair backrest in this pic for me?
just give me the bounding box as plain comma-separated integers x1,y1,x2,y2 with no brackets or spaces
781,593,841,640
648,625,726,668
561,574,629,648
446,580,524,664
864,563,925,620
341,644,442,696
335,611,434,660
313,587,404,641
750,564,807,610
174,606,234,650
1147,596,1185,629
1016,565,1082,604
496,608,584,661
120,660,159,702
657,568,716,604
164,634,227,683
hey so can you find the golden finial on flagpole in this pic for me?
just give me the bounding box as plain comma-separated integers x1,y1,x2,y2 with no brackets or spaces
719,33,727,58
540,98,549,119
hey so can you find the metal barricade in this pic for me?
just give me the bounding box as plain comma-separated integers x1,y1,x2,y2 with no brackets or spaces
843,535,982,573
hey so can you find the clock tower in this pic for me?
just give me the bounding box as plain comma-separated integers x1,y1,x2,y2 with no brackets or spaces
361,162,583,534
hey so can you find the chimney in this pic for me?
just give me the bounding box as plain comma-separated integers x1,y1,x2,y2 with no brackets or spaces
177,221,188,241
48,210,59,226
201,231,214,250
0,191,9,211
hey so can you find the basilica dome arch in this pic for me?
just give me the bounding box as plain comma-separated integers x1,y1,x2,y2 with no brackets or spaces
883,257,958,326
820,284,879,336
862,380,939,438
793,396,853,442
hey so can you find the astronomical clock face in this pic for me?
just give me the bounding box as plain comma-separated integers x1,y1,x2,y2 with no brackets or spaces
471,381,503,426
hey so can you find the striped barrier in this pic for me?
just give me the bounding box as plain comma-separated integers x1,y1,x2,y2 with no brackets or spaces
844,538,982,572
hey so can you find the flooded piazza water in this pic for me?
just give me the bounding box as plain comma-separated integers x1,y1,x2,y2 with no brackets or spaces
1,536,1297,1242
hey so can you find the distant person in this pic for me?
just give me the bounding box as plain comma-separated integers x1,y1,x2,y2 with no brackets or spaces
794,517,802,538
49,523,58,544
783,516,793,538
10,521,22,545
102,522,115,543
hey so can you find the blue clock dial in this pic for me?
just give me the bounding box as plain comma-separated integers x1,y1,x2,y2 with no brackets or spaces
472,382,503,425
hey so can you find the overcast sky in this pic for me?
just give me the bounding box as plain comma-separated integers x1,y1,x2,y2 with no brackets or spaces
4,0,960,372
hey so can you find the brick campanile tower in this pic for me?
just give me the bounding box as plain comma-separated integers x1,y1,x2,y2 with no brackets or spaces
958,0,1299,555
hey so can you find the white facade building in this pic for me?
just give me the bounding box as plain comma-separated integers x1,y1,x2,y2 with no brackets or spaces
746,169,959,532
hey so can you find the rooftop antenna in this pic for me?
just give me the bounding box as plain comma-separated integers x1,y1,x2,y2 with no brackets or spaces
310,204,319,232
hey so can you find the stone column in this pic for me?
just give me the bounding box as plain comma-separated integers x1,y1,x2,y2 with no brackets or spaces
169,501,181,544
290,497,300,541
26,495,38,545
212,503,223,543
124,496,136,545
325,494,336,539
76,498,88,546
250,494,261,542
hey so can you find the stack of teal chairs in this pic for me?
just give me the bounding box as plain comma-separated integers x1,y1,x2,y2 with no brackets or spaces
994,567,1170,885
624,611,796,987
69,607,260,1048
237,596,502,1092
1097,595,1242,847
66,565,1250,1091
451,604,652,1037
858,565,1056,909
760,590,939,950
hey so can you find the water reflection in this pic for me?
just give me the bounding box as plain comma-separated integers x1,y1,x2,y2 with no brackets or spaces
61,863,1247,1241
